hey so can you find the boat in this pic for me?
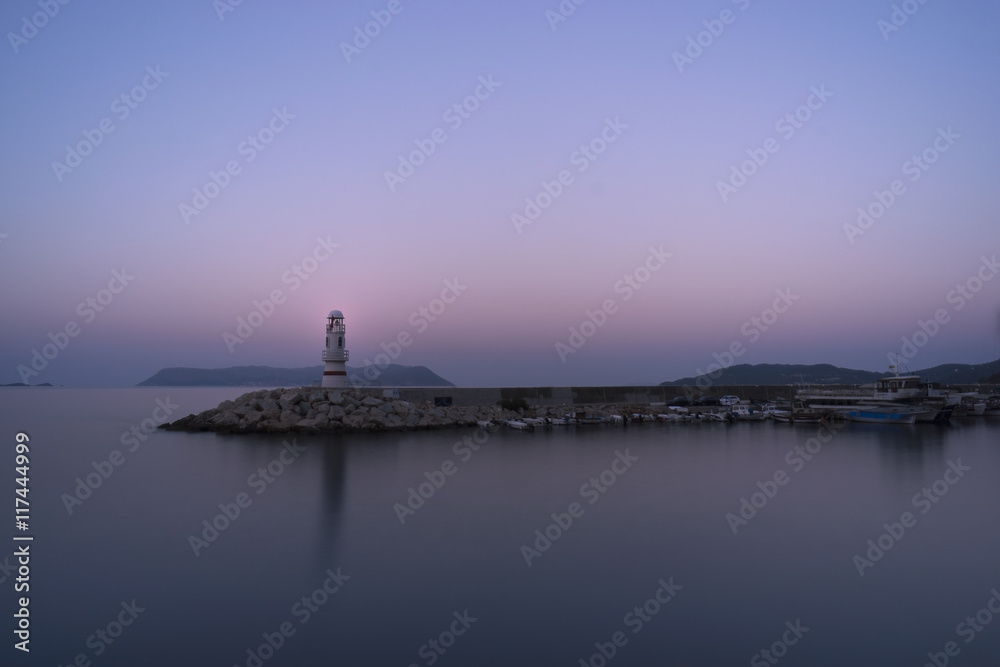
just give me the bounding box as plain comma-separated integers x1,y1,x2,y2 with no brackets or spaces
571,412,606,425
957,395,987,416
505,420,531,430
476,420,497,431
797,366,957,423
984,397,1000,418
846,407,922,424
522,417,548,427
546,416,573,426
771,402,825,424
728,404,769,421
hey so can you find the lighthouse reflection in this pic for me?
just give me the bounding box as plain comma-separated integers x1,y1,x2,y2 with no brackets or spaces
314,437,348,563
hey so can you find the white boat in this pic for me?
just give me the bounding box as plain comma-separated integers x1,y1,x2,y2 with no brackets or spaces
476,420,497,431
984,397,1000,417
505,420,531,430
729,404,768,421
797,366,956,422
546,416,573,425
522,417,548,427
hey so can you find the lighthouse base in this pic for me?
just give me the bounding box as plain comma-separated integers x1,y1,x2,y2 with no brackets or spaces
321,361,348,388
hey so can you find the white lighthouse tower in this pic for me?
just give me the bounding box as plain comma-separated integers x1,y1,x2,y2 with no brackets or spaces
321,310,349,388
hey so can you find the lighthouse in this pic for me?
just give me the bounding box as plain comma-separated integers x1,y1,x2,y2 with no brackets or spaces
321,310,349,388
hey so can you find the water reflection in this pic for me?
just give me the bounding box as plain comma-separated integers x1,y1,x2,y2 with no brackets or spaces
314,436,348,564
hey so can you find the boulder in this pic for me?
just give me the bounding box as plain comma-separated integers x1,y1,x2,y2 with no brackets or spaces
309,390,325,402
361,396,384,407
210,411,241,428
328,405,346,421
342,413,366,429
328,391,344,405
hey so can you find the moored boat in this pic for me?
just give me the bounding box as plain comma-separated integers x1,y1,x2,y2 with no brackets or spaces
771,402,824,424
984,397,1000,417
846,407,921,424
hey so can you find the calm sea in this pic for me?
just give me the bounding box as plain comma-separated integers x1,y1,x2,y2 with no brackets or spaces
3,387,1000,667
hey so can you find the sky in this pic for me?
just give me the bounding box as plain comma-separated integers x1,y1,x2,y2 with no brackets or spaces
1,0,999,387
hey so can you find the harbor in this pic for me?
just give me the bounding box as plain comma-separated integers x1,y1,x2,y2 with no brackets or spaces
161,372,1000,434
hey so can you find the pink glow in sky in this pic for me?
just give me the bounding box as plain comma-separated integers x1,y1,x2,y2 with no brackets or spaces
2,0,999,386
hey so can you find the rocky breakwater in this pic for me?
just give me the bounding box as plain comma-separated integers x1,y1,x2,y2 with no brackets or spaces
160,387,517,434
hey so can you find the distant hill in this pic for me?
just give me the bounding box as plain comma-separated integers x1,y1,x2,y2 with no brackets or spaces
982,373,1000,384
0,382,53,387
919,360,1000,384
661,364,883,386
137,364,454,387
661,359,1000,386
